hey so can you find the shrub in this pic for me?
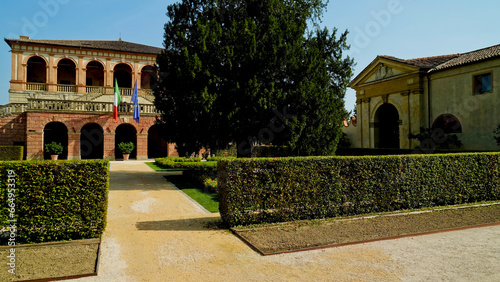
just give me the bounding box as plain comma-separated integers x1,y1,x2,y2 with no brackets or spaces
0,160,109,244
203,178,218,193
494,124,500,146
155,158,216,169
214,145,237,158
251,145,290,157
408,127,463,150
217,153,500,227
44,142,63,155
118,142,134,154
0,146,23,160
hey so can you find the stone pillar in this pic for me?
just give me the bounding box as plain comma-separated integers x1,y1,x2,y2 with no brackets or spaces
67,132,81,160
106,58,113,88
134,61,140,87
26,132,44,160
361,98,371,148
103,132,115,160
409,89,423,149
77,56,86,94
136,133,148,160
47,55,57,92
401,91,410,149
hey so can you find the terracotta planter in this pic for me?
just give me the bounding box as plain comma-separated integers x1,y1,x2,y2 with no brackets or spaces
123,153,130,160
50,155,58,160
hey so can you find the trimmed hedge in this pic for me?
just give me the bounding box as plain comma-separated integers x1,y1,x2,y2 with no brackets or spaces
335,148,496,156
0,146,23,161
155,158,217,170
218,153,500,226
0,160,109,245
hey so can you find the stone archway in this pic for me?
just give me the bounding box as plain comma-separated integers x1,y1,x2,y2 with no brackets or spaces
374,103,400,148
148,124,169,158
114,63,133,88
57,58,76,85
80,123,104,159
43,122,68,159
115,124,137,159
27,56,47,83
86,61,105,87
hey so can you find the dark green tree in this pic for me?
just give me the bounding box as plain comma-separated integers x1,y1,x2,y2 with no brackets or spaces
154,0,354,156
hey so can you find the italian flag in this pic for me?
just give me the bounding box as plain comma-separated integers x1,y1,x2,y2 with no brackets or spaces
113,79,121,121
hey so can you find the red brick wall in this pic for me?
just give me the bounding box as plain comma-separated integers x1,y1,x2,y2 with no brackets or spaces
0,113,27,145
12,111,179,160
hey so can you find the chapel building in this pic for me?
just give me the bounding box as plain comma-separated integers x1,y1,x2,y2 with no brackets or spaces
346,44,500,151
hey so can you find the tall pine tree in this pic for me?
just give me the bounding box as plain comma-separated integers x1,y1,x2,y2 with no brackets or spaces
154,0,354,156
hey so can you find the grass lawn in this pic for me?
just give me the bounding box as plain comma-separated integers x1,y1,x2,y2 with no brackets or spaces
163,174,219,213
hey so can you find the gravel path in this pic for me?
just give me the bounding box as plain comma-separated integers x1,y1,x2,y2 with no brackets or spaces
75,161,500,281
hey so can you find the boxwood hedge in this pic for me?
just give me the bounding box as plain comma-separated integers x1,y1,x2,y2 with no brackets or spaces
218,153,500,226
0,146,23,161
0,160,109,245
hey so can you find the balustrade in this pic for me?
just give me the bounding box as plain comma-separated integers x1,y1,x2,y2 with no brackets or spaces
26,83,47,91
57,84,77,93
25,98,158,114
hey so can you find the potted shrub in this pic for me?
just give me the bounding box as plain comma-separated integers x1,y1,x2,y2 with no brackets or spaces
45,142,63,160
118,142,134,160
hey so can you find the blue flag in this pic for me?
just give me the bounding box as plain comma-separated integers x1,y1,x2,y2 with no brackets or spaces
131,81,140,123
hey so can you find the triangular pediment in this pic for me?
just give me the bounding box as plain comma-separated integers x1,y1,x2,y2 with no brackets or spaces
350,56,420,88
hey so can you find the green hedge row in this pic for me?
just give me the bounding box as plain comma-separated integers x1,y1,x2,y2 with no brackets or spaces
0,146,23,161
218,153,500,226
155,158,217,170
335,148,495,156
0,160,109,245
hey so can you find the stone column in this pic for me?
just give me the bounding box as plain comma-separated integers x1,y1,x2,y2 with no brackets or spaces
26,132,44,160
47,55,57,92
401,91,410,149
361,98,371,148
103,132,115,160
136,133,148,160
106,58,113,89
77,56,86,94
67,132,81,160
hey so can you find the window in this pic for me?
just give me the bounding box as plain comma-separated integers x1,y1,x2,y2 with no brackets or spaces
474,73,492,94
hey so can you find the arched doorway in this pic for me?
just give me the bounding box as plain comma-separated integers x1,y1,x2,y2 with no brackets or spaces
148,124,169,158
80,123,104,159
86,61,105,87
57,58,76,85
113,63,132,88
27,56,47,83
115,124,137,159
44,122,68,160
374,103,400,148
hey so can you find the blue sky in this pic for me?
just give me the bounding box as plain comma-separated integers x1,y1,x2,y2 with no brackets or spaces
1,0,499,111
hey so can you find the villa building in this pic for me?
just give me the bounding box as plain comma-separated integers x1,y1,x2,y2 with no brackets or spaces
346,43,500,151
2,36,176,160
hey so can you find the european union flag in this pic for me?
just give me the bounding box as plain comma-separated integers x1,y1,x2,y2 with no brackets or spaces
132,80,140,123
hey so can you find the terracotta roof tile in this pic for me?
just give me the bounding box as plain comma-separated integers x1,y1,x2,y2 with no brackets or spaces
4,38,163,55
379,54,460,70
430,44,500,72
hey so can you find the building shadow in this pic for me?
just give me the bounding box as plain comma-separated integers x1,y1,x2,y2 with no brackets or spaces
136,216,223,231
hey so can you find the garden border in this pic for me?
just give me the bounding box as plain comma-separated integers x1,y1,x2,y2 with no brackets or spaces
0,238,101,281
231,203,500,256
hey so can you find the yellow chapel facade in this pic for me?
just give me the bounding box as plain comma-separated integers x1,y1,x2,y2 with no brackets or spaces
346,44,500,151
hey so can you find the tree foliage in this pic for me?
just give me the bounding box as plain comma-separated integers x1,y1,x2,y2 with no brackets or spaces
154,0,354,156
